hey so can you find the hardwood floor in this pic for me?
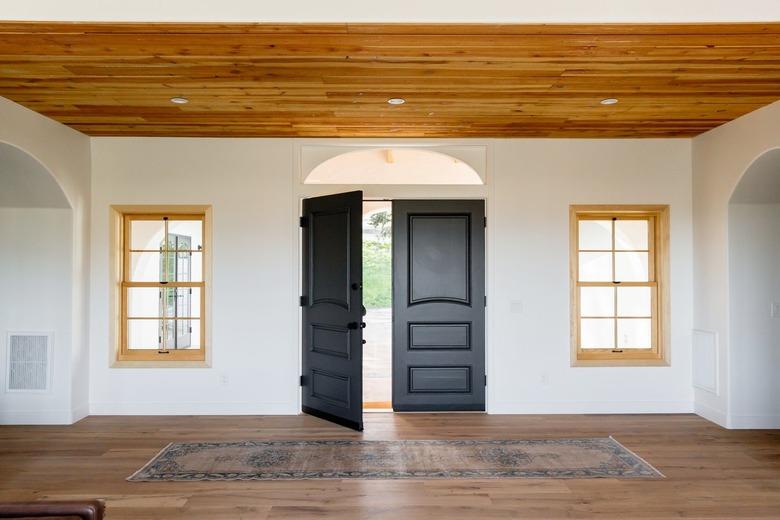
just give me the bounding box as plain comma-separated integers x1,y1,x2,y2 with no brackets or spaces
1,413,778,519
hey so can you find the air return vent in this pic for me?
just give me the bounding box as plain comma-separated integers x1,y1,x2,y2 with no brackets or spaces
6,333,51,392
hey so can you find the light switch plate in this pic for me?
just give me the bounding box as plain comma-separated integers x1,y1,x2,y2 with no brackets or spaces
771,302,780,318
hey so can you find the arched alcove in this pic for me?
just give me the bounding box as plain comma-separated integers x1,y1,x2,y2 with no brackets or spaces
0,142,74,420
0,142,71,208
304,148,484,185
727,147,780,427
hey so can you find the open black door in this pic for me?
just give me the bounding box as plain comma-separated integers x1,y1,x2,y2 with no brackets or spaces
392,200,486,411
301,191,364,431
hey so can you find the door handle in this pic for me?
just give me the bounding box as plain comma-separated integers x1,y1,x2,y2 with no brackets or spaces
347,322,367,330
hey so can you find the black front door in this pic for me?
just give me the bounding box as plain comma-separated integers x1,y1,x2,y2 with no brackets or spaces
392,200,486,411
301,191,364,430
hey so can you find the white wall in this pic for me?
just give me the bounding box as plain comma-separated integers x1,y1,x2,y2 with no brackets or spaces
89,138,297,414
0,98,91,424
3,0,779,22
89,137,694,416
692,101,780,427
0,209,73,423
728,204,780,428
490,139,693,413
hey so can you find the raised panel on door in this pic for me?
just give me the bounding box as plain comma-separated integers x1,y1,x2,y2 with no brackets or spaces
392,200,486,411
301,191,363,430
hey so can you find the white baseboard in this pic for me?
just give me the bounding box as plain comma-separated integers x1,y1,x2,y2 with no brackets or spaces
488,400,694,415
694,401,728,428
728,414,780,429
89,401,298,416
0,409,75,425
71,402,90,423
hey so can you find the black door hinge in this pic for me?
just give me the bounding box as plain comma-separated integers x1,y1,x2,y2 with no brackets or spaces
484,295,487,307
484,216,487,228
300,375,305,386
484,374,487,386
299,216,308,227
300,295,308,307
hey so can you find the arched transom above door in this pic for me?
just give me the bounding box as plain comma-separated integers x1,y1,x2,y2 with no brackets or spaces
302,146,485,185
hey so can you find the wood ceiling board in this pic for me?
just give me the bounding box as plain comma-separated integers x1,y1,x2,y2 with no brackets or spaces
1,22,779,138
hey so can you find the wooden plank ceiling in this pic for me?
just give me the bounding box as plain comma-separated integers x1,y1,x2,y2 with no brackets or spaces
0,22,779,137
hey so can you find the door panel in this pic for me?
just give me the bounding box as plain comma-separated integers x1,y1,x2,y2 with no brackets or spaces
302,191,363,430
393,200,485,411
409,215,471,304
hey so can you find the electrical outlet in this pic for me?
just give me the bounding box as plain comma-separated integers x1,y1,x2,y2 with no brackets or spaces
540,372,550,386
510,300,523,314
219,373,229,386
772,302,780,318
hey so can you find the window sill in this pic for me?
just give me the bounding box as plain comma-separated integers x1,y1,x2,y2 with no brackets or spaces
571,358,670,368
111,359,211,369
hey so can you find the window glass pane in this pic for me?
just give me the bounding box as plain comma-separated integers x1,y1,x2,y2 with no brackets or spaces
615,220,648,250
130,219,165,251
578,220,612,250
183,319,201,349
185,252,202,282
617,319,652,348
617,286,652,317
168,220,203,251
150,317,202,349
127,287,164,318
580,287,614,317
128,251,163,282
614,252,648,282
175,287,200,319
154,251,202,282
581,318,615,349
579,252,612,282
127,287,200,321
127,319,160,349
163,319,201,349
159,287,177,319
160,318,175,349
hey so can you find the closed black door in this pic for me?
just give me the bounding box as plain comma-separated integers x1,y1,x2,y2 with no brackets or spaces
301,191,364,430
392,200,486,411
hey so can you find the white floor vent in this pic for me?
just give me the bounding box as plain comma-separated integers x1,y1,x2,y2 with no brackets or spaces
6,332,52,392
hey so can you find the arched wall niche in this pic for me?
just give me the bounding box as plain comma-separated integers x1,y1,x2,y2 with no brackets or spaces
0,141,72,209
726,147,780,428
729,148,780,204
0,141,75,424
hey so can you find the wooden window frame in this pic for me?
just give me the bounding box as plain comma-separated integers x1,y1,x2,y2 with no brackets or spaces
112,206,211,366
570,205,670,367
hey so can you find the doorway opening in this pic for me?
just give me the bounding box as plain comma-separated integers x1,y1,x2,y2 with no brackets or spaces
300,192,486,430
362,201,393,410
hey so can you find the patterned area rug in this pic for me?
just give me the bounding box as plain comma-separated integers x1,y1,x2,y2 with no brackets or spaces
128,437,662,481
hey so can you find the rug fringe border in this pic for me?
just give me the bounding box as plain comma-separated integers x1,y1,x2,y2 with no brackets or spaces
127,441,175,482
608,435,666,478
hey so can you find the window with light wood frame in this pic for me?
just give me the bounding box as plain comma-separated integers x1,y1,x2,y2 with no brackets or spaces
570,205,670,366
119,212,207,362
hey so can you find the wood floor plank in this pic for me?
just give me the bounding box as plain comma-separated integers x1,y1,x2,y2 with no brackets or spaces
0,414,778,519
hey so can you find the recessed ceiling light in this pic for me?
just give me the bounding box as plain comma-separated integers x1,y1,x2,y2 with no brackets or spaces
600,98,619,105
170,96,189,104
387,98,406,105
